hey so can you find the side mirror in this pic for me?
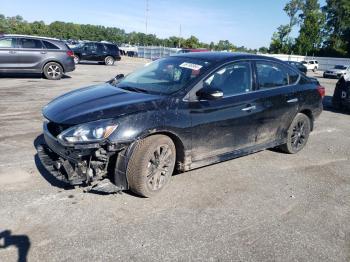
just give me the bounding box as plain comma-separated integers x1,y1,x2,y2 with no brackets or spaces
196,87,223,100
115,74,125,80
108,74,125,85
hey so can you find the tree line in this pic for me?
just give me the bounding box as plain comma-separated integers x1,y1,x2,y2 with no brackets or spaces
0,0,349,57
0,14,256,53
270,0,350,57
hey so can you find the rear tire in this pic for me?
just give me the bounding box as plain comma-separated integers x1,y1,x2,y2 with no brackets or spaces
104,56,115,66
43,62,63,80
279,113,311,154
126,135,176,197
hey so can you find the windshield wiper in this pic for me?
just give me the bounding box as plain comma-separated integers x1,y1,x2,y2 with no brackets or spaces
118,85,149,94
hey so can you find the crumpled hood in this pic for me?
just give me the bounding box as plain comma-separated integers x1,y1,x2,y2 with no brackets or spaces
43,83,163,125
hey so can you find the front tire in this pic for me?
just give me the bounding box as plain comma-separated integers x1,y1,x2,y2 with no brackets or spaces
279,113,311,154
104,56,115,66
43,62,63,80
126,135,176,197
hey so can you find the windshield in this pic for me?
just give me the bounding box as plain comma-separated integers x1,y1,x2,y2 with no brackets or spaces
334,65,347,70
117,57,211,94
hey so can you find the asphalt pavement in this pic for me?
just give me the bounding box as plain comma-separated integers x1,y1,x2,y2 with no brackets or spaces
0,58,349,262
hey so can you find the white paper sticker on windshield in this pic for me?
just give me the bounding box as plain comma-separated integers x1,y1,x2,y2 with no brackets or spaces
179,62,203,70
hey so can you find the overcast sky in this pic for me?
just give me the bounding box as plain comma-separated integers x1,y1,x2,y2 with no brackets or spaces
1,0,327,49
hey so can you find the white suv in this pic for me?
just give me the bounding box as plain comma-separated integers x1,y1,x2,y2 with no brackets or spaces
301,60,319,72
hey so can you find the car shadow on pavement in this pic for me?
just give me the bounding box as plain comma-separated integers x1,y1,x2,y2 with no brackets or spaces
322,95,350,115
33,134,73,190
0,73,71,79
0,230,30,262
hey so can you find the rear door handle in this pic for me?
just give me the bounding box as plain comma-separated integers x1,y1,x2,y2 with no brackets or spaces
9,50,16,54
40,51,47,54
287,98,298,103
242,105,256,112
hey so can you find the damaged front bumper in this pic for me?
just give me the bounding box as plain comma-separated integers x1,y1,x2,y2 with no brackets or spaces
37,122,130,191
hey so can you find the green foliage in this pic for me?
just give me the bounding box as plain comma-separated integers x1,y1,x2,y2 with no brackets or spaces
0,14,255,53
294,0,325,55
322,0,350,56
270,0,350,57
269,25,294,54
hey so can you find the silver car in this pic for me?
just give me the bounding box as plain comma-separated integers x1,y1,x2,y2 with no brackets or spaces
323,65,350,79
0,34,75,80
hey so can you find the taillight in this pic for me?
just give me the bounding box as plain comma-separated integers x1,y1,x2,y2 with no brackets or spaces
66,50,74,57
317,85,325,98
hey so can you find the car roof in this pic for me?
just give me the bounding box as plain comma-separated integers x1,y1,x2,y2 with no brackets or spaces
2,34,60,41
172,52,282,63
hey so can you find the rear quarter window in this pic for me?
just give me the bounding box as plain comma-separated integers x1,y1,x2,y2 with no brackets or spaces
43,41,60,50
285,66,300,84
106,44,119,53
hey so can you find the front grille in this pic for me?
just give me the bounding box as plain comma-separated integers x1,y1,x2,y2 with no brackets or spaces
47,122,71,137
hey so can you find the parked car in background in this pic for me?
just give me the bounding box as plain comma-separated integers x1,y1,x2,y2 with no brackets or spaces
38,52,324,197
0,34,75,80
332,75,350,110
286,61,307,74
323,65,350,79
301,60,319,72
71,42,121,65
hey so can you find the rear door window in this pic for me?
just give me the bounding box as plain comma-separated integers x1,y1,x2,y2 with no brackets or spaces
85,43,97,52
0,38,16,48
256,61,288,88
19,38,44,49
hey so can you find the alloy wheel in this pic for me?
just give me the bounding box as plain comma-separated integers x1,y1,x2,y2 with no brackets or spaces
105,57,113,65
47,65,61,79
146,144,173,191
291,120,307,151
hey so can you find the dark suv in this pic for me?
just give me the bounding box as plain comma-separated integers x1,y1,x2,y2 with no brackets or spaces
37,53,324,197
71,42,121,65
0,34,75,80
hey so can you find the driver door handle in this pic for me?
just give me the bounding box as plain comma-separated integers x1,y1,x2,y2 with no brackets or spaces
242,105,256,112
287,98,298,103
9,50,16,54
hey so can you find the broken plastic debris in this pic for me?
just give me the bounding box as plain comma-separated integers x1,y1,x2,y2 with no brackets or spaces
84,179,123,194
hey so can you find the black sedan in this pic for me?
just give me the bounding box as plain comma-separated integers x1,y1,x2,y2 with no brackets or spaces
38,52,324,197
286,61,308,74
332,76,350,110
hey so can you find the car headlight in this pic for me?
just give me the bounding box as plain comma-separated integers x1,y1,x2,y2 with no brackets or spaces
58,119,118,144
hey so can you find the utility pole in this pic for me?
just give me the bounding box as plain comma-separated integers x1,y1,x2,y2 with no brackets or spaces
178,24,181,48
145,0,149,35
